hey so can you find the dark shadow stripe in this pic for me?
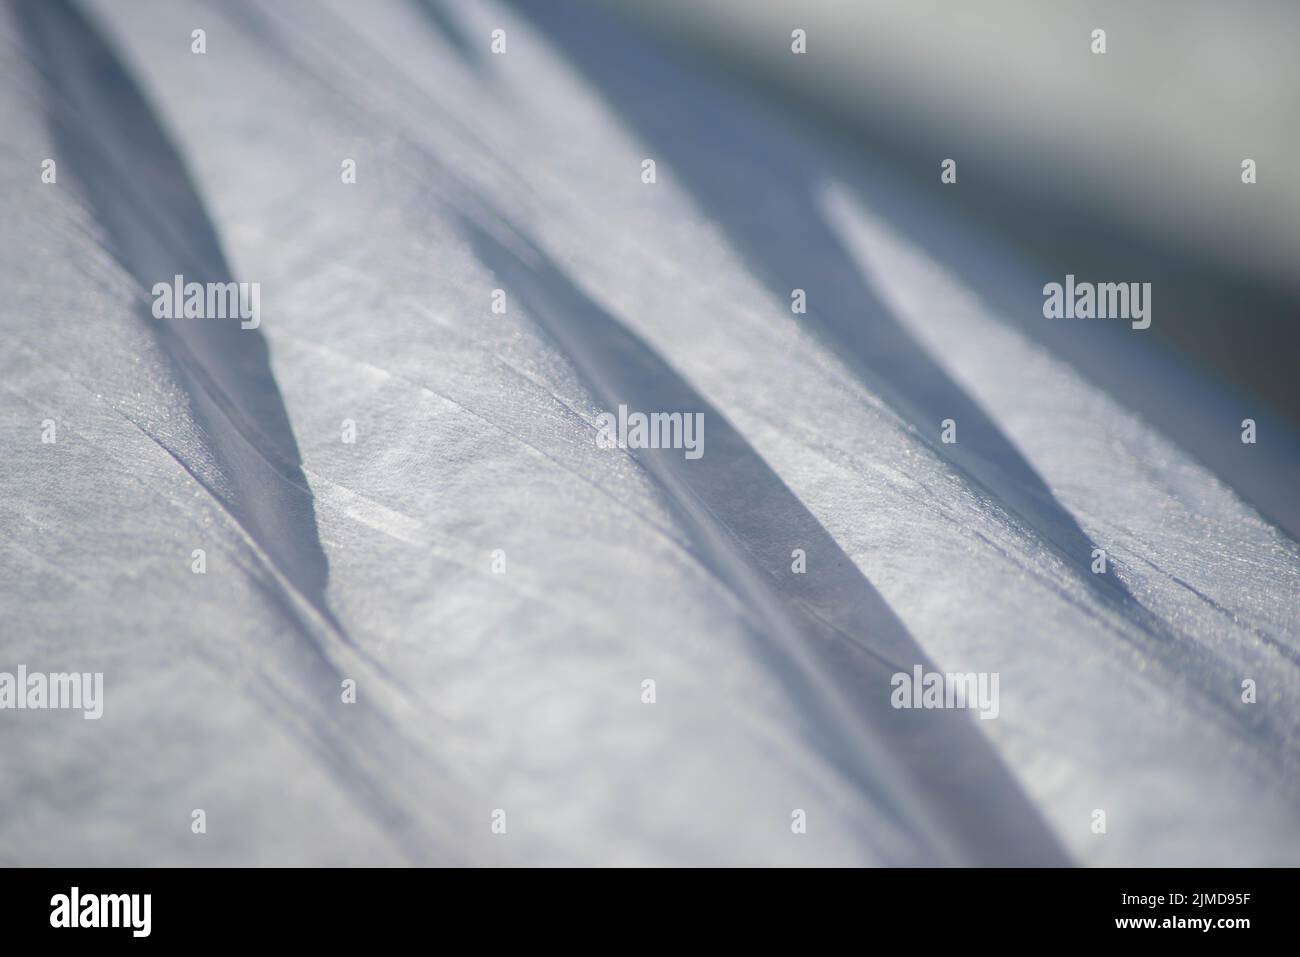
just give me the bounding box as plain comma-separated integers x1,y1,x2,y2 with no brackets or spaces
14,0,335,627
466,215,1071,865
508,0,1155,632
10,0,465,860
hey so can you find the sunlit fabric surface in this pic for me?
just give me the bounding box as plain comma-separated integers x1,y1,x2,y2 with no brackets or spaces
1,0,1298,866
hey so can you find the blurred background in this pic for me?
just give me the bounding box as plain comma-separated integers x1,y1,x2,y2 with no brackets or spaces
600,0,1300,427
